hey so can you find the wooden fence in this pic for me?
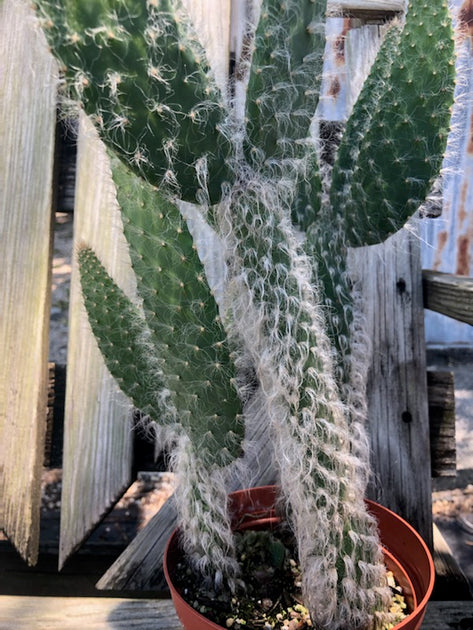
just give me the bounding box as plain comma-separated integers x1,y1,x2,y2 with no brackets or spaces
1,0,472,627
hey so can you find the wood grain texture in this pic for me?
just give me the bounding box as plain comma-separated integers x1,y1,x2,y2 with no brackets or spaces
60,115,136,569
423,270,473,326
327,0,404,12
433,524,473,601
0,597,471,629
428,371,456,478
181,0,231,96
350,228,433,549
0,0,58,565
0,596,182,630
423,601,473,629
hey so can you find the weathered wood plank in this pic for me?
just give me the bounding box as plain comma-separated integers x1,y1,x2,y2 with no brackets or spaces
181,0,231,95
423,601,473,629
433,523,473,601
0,596,182,630
96,497,177,592
350,228,433,549
248,0,404,19
428,371,456,478
327,0,403,10
60,114,136,568
423,270,473,326
327,0,403,18
0,0,58,565
0,596,471,629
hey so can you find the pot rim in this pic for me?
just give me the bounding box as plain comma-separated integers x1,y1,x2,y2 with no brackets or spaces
164,486,435,630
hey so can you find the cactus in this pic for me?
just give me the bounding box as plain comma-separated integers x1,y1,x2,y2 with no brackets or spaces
79,157,245,585
35,0,233,204
35,0,455,627
244,0,327,167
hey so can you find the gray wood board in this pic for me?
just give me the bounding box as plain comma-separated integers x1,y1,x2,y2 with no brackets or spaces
433,524,473,601
423,270,473,326
0,0,58,565
350,228,433,549
59,115,136,568
0,597,471,629
428,371,456,478
0,597,181,630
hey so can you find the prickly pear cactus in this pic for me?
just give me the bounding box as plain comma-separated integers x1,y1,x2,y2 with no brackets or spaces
35,0,455,627
244,0,327,167
35,0,233,203
78,159,245,583
330,5,455,247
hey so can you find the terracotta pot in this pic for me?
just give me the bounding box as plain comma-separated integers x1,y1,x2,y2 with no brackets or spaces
164,485,434,630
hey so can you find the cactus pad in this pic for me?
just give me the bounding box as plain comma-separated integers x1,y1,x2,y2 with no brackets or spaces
245,0,327,168
35,0,233,203
330,1,455,246
111,159,244,466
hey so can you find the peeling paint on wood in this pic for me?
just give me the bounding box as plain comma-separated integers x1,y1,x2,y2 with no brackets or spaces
333,19,351,64
468,112,473,154
317,19,387,121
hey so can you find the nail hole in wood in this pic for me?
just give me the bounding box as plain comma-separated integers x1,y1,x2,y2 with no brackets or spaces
402,410,413,424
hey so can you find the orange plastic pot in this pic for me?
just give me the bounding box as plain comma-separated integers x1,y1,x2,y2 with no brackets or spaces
164,485,434,630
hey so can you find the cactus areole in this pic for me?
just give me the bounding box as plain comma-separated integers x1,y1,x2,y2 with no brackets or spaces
35,0,454,628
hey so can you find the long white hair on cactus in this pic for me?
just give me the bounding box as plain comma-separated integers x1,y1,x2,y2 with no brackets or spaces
171,433,240,591
215,162,392,628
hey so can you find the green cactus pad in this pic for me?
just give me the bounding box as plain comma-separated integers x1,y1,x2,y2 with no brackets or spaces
245,0,327,167
330,0,455,247
110,158,244,466
78,245,175,424
305,222,352,383
291,148,323,232
34,0,233,204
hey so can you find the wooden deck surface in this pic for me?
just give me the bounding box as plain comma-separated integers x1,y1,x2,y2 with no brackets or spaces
0,596,471,629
